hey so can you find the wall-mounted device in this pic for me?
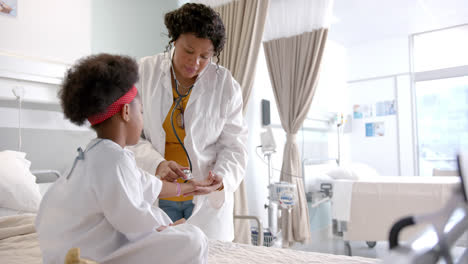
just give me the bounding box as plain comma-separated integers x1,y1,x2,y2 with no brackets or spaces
261,99,271,126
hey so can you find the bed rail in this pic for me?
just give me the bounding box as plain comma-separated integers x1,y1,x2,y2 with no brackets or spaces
32,169,61,183
234,215,263,246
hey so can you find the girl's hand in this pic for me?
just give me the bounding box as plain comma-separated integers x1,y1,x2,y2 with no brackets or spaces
156,225,168,232
170,218,186,226
157,218,185,232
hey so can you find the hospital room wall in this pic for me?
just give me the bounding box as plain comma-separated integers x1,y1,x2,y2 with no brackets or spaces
0,1,175,177
0,0,95,177
91,0,177,59
244,41,348,228
0,0,91,63
345,36,416,176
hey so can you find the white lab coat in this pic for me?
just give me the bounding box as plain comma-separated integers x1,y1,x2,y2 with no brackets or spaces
35,139,207,264
130,52,248,242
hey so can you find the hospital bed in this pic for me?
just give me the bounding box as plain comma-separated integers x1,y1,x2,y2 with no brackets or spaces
0,213,379,264
303,159,461,256
0,153,380,264
383,153,468,263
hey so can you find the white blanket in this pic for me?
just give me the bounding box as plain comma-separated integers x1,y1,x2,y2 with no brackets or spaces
331,180,355,222
0,214,41,264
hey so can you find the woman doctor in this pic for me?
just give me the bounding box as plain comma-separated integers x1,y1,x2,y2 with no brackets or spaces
130,3,248,242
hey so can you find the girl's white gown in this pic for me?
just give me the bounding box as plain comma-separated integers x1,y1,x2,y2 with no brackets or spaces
36,138,207,264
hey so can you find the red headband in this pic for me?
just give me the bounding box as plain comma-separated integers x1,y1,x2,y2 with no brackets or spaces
87,86,138,126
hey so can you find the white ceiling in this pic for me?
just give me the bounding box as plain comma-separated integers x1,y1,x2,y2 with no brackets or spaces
328,0,468,47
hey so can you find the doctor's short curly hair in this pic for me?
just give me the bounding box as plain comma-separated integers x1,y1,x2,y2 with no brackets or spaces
59,53,138,126
164,3,226,58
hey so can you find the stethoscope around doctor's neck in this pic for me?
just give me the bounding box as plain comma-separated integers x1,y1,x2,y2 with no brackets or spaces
170,60,195,176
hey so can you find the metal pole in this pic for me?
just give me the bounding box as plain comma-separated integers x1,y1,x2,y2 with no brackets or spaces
265,153,278,235
337,124,341,166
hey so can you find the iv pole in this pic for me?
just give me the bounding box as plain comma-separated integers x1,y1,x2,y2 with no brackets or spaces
261,126,280,245
336,113,344,166
264,150,279,236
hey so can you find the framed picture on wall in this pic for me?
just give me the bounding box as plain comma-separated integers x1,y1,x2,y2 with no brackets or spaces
353,104,373,119
0,0,17,17
376,100,396,116
365,122,385,137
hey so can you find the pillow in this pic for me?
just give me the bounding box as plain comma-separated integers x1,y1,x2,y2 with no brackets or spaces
349,162,380,179
325,167,358,180
0,150,42,212
303,162,337,192
326,162,380,180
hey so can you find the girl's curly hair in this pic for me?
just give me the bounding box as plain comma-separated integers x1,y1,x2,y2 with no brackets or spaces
59,53,138,126
164,3,226,58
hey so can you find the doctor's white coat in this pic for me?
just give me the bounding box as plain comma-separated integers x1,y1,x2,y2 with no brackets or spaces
131,52,248,242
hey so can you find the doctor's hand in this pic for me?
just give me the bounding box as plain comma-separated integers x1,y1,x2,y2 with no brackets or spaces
0,1,12,14
156,160,188,182
183,171,223,196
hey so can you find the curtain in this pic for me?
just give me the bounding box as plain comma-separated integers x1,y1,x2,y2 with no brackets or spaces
214,0,269,114
262,0,332,247
194,0,269,244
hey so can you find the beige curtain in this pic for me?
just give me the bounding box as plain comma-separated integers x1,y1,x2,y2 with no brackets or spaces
263,29,328,247
212,0,269,244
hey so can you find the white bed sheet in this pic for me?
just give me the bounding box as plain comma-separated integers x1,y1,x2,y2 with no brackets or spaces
331,179,354,222
0,214,381,264
208,239,380,263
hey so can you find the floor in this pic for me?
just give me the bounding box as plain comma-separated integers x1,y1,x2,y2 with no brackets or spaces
286,225,467,262
289,226,388,259
268,199,468,262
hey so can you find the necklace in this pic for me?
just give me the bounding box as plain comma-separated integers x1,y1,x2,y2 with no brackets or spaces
172,73,194,95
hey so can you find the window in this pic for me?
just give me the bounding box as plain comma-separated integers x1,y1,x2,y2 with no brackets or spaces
415,76,468,176
413,25,468,72
413,24,468,175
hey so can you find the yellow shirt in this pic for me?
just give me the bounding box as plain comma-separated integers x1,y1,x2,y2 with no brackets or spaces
159,86,193,202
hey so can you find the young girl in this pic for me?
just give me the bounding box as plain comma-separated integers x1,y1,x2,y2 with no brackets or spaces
35,54,211,264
